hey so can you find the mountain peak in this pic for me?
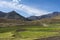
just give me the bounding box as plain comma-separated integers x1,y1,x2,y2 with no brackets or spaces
8,11,17,13
0,11,28,21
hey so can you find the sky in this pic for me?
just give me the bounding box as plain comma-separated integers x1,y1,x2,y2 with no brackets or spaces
0,0,60,17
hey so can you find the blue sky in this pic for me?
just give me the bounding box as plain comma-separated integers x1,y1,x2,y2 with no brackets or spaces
0,0,60,17
22,0,60,11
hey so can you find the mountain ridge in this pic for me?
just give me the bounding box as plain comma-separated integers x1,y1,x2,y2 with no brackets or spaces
0,11,60,21
0,11,28,21
28,12,60,20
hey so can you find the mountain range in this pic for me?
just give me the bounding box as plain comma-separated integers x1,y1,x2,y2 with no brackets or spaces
28,12,60,20
0,11,60,26
0,11,60,21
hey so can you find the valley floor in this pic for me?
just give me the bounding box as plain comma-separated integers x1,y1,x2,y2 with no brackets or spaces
0,24,60,40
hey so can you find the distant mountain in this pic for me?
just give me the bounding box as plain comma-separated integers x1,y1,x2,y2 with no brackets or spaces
0,11,60,21
28,12,60,20
0,11,60,26
0,11,7,18
0,11,29,21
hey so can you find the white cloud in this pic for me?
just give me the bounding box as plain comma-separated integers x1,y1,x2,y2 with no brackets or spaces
0,0,50,16
12,0,21,4
21,5,50,16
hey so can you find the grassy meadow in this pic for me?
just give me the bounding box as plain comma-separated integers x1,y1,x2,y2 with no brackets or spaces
0,24,60,40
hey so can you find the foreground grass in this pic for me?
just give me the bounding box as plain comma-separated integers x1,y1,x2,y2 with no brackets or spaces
0,32,13,38
17,31,59,38
0,25,60,32
0,31,59,40
0,25,60,40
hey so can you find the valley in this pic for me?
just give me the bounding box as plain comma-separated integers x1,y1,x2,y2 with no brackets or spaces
0,11,60,40
0,0,60,40
0,24,60,40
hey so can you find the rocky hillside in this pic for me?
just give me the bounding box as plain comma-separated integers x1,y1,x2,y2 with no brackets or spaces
0,11,29,21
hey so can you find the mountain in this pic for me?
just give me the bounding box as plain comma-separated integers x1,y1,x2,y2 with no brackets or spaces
0,11,28,21
0,11,60,21
28,12,60,20
0,11,7,18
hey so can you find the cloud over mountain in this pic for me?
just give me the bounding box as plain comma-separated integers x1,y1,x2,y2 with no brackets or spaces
0,0,50,17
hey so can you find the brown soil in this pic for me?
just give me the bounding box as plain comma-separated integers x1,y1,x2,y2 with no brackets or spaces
35,36,60,40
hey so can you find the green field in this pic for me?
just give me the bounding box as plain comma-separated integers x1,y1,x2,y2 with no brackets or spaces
0,24,60,40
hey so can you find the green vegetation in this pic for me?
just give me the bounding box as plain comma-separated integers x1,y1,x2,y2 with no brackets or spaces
0,24,60,40
17,31,59,38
